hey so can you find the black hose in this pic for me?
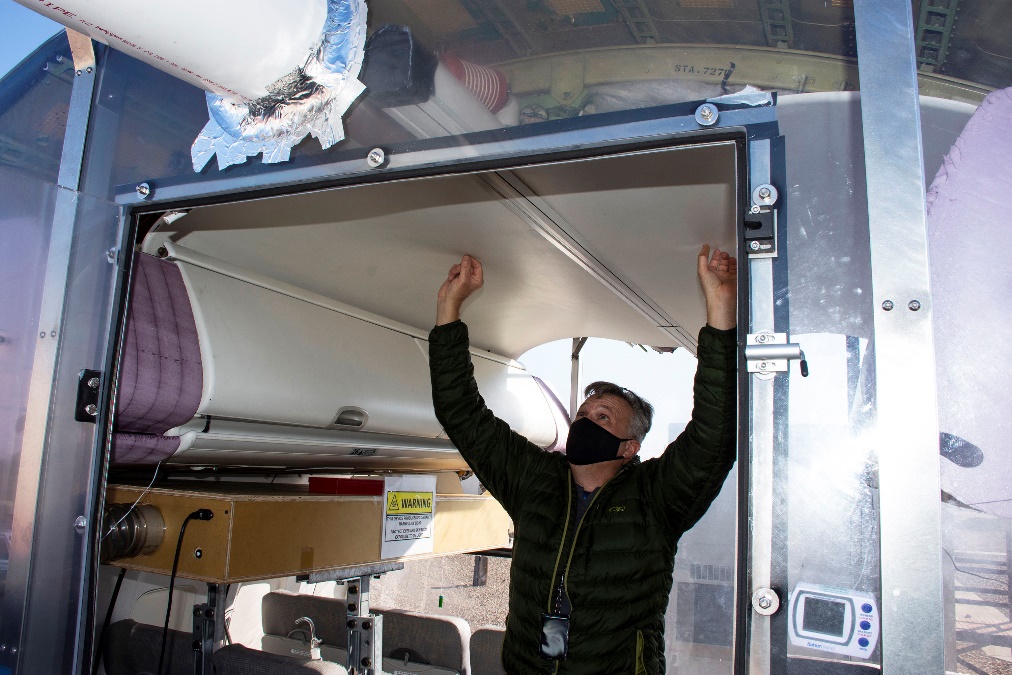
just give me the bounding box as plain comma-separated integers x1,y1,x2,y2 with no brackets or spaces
91,566,126,675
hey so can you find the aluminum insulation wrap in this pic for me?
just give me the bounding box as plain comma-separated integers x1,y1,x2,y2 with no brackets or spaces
191,0,368,170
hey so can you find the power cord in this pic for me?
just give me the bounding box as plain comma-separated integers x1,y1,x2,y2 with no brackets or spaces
157,508,214,675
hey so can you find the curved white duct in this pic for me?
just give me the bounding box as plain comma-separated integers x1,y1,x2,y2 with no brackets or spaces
16,0,368,169
15,0,327,98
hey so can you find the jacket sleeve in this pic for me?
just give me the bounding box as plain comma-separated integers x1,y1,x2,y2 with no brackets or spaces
428,320,555,517
650,325,738,535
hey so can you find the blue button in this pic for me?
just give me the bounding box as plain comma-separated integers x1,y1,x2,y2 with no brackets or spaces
860,620,871,631
861,603,873,614
858,637,870,648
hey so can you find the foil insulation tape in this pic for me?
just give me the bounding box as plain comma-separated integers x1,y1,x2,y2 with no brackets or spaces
101,503,166,563
192,0,368,171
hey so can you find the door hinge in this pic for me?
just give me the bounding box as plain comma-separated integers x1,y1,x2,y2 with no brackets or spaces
75,368,102,422
745,332,808,379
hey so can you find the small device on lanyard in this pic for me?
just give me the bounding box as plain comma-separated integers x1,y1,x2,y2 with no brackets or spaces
539,613,570,660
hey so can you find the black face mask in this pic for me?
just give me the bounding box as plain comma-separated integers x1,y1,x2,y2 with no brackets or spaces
565,417,634,466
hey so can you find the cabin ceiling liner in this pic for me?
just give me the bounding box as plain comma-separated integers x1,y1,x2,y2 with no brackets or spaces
145,140,738,359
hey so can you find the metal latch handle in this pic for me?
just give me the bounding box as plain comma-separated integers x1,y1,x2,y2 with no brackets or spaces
746,333,809,377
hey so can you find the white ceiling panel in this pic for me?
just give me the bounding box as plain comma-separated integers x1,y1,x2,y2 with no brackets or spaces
147,141,738,358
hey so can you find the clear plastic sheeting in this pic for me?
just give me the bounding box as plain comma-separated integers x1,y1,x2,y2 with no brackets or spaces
191,0,368,170
0,169,58,614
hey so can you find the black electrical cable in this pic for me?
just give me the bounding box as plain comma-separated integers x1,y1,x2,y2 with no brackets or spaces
91,566,127,675
157,508,213,675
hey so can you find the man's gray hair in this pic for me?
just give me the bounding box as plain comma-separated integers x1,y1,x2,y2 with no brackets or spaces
583,381,654,442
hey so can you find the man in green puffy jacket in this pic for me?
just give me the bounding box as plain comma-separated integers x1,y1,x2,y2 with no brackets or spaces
429,246,737,674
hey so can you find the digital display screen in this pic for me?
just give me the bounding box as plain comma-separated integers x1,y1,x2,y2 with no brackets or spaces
802,597,847,637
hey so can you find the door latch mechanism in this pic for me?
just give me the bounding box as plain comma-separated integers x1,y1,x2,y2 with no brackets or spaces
746,332,808,379
745,183,778,257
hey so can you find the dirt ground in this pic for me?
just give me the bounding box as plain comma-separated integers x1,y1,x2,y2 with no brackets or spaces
371,554,511,630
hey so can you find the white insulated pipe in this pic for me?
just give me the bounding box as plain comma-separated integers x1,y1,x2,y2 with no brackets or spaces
15,0,328,99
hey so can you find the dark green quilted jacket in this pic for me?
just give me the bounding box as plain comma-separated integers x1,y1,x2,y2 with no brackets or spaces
429,321,737,675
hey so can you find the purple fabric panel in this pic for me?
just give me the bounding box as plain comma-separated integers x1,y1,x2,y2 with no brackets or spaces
116,253,203,435
110,433,180,464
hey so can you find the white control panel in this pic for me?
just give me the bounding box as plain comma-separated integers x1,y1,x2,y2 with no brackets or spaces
787,583,879,659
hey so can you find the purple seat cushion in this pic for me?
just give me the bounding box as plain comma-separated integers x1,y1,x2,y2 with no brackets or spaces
112,253,202,464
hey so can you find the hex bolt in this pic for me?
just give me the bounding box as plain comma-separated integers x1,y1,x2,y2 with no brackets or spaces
85,404,98,416
366,148,386,169
758,596,772,609
758,187,771,200
88,377,100,389
908,300,921,311
347,619,358,629
881,300,894,311
749,241,761,251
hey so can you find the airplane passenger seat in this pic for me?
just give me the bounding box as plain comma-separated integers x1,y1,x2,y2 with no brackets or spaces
469,626,506,675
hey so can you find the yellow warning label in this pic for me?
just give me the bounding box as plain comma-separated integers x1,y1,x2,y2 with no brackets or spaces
386,491,433,515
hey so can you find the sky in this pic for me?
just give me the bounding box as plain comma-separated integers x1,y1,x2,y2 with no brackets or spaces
0,1,60,80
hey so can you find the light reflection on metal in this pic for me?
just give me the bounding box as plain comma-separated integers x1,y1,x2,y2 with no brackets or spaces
191,0,368,171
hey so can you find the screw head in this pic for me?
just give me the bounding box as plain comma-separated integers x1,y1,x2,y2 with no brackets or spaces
74,515,87,533
758,187,771,199
908,300,921,311
135,182,152,199
348,602,358,613
349,585,359,595
88,377,100,389
85,404,98,416
362,657,372,667
362,620,372,630
749,240,761,251
882,300,894,311
347,619,358,629
193,548,203,559
366,148,386,168
694,104,719,126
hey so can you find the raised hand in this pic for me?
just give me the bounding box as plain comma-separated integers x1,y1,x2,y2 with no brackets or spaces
697,245,737,331
436,255,484,325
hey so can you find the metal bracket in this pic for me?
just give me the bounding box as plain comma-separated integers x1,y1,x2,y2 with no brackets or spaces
74,369,102,422
745,182,779,258
346,577,383,675
745,332,809,379
191,585,219,675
